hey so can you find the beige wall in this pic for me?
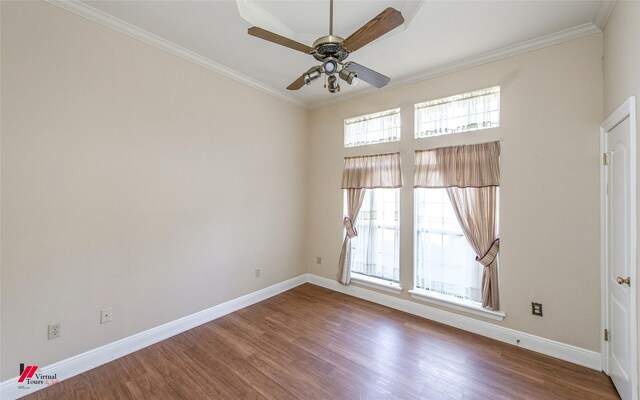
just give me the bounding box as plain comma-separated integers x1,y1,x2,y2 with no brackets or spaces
0,1,307,381
0,0,614,383
603,0,640,392
306,34,604,351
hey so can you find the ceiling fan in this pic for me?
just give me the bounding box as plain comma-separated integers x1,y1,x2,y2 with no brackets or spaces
247,0,404,94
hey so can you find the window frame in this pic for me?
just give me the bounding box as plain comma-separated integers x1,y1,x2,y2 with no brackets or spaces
339,93,505,318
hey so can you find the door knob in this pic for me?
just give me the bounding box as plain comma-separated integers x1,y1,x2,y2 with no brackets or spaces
616,276,631,287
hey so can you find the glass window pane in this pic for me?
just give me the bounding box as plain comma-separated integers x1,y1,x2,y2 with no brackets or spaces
414,188,484,303
349,188,400,282
344,108,401,147
415,87,500,138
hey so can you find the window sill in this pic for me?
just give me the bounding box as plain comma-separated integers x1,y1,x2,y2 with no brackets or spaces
351,274,402,294
408,289,505,321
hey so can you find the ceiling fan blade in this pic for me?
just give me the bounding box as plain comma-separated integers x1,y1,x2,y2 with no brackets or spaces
345,62,390,88
287,75,306,90
248,27,315,54
341,8,404,53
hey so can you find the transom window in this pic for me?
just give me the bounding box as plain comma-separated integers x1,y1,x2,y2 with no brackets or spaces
344,108,401,147
415,86,500,138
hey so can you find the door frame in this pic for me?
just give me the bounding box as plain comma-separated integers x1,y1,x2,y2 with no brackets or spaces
600,96,637,399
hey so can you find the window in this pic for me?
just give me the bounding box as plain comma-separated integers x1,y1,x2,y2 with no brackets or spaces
344,108,401,147
349,188,400,283
412,142,501,311
414,188,484,303
415,86,500,138
339,152,402,287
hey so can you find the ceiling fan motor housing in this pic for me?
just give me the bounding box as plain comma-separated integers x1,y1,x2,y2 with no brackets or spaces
312,35,349,62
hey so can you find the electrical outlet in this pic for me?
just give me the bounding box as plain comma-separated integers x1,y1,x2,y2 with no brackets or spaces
255,268,261,278
48,323,60,340
531,302,543,317
316,256,322,265
101,308,113,324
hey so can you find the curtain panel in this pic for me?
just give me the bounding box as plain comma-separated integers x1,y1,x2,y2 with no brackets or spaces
342,152,403,189
414,141,501,310
414,141,500,188
337,188,366,285
338,152,402,285
446,186,500,310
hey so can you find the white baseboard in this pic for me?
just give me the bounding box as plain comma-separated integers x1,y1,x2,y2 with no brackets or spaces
305,273,602,371
0,275,307,400
1,272,602,399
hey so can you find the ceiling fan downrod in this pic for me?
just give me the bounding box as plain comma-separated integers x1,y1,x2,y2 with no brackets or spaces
329,0,333,35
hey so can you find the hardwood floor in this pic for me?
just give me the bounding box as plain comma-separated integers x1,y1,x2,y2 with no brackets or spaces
26,284,619,399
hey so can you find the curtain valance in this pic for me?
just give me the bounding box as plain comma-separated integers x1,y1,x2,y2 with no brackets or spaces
414,141,500,188
342,152,402,189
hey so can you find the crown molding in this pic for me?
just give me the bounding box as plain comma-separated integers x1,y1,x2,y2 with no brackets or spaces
308,22,602,110
45,0,308,109
594,0,616,30
397,0,424,29
43,1,604,112
236,0,298,39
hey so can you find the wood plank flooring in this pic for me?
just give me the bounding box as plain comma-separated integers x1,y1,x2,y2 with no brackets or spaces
26,283,619,399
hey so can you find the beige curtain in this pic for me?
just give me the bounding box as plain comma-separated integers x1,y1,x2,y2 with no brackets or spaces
415,141,501,310
446,187,500,310
342,152,403,189
338,153,402,285
337,188,366,284
414,141,500,188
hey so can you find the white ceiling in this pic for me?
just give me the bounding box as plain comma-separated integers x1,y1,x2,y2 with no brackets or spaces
57,0,613,109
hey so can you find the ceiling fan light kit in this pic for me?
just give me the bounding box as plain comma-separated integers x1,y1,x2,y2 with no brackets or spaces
322,57,339,74
303,67,323,85
247,0,404,94
339,68,358,86
327,75,340,93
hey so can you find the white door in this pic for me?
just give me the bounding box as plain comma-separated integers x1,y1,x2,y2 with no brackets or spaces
603,97,637,400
